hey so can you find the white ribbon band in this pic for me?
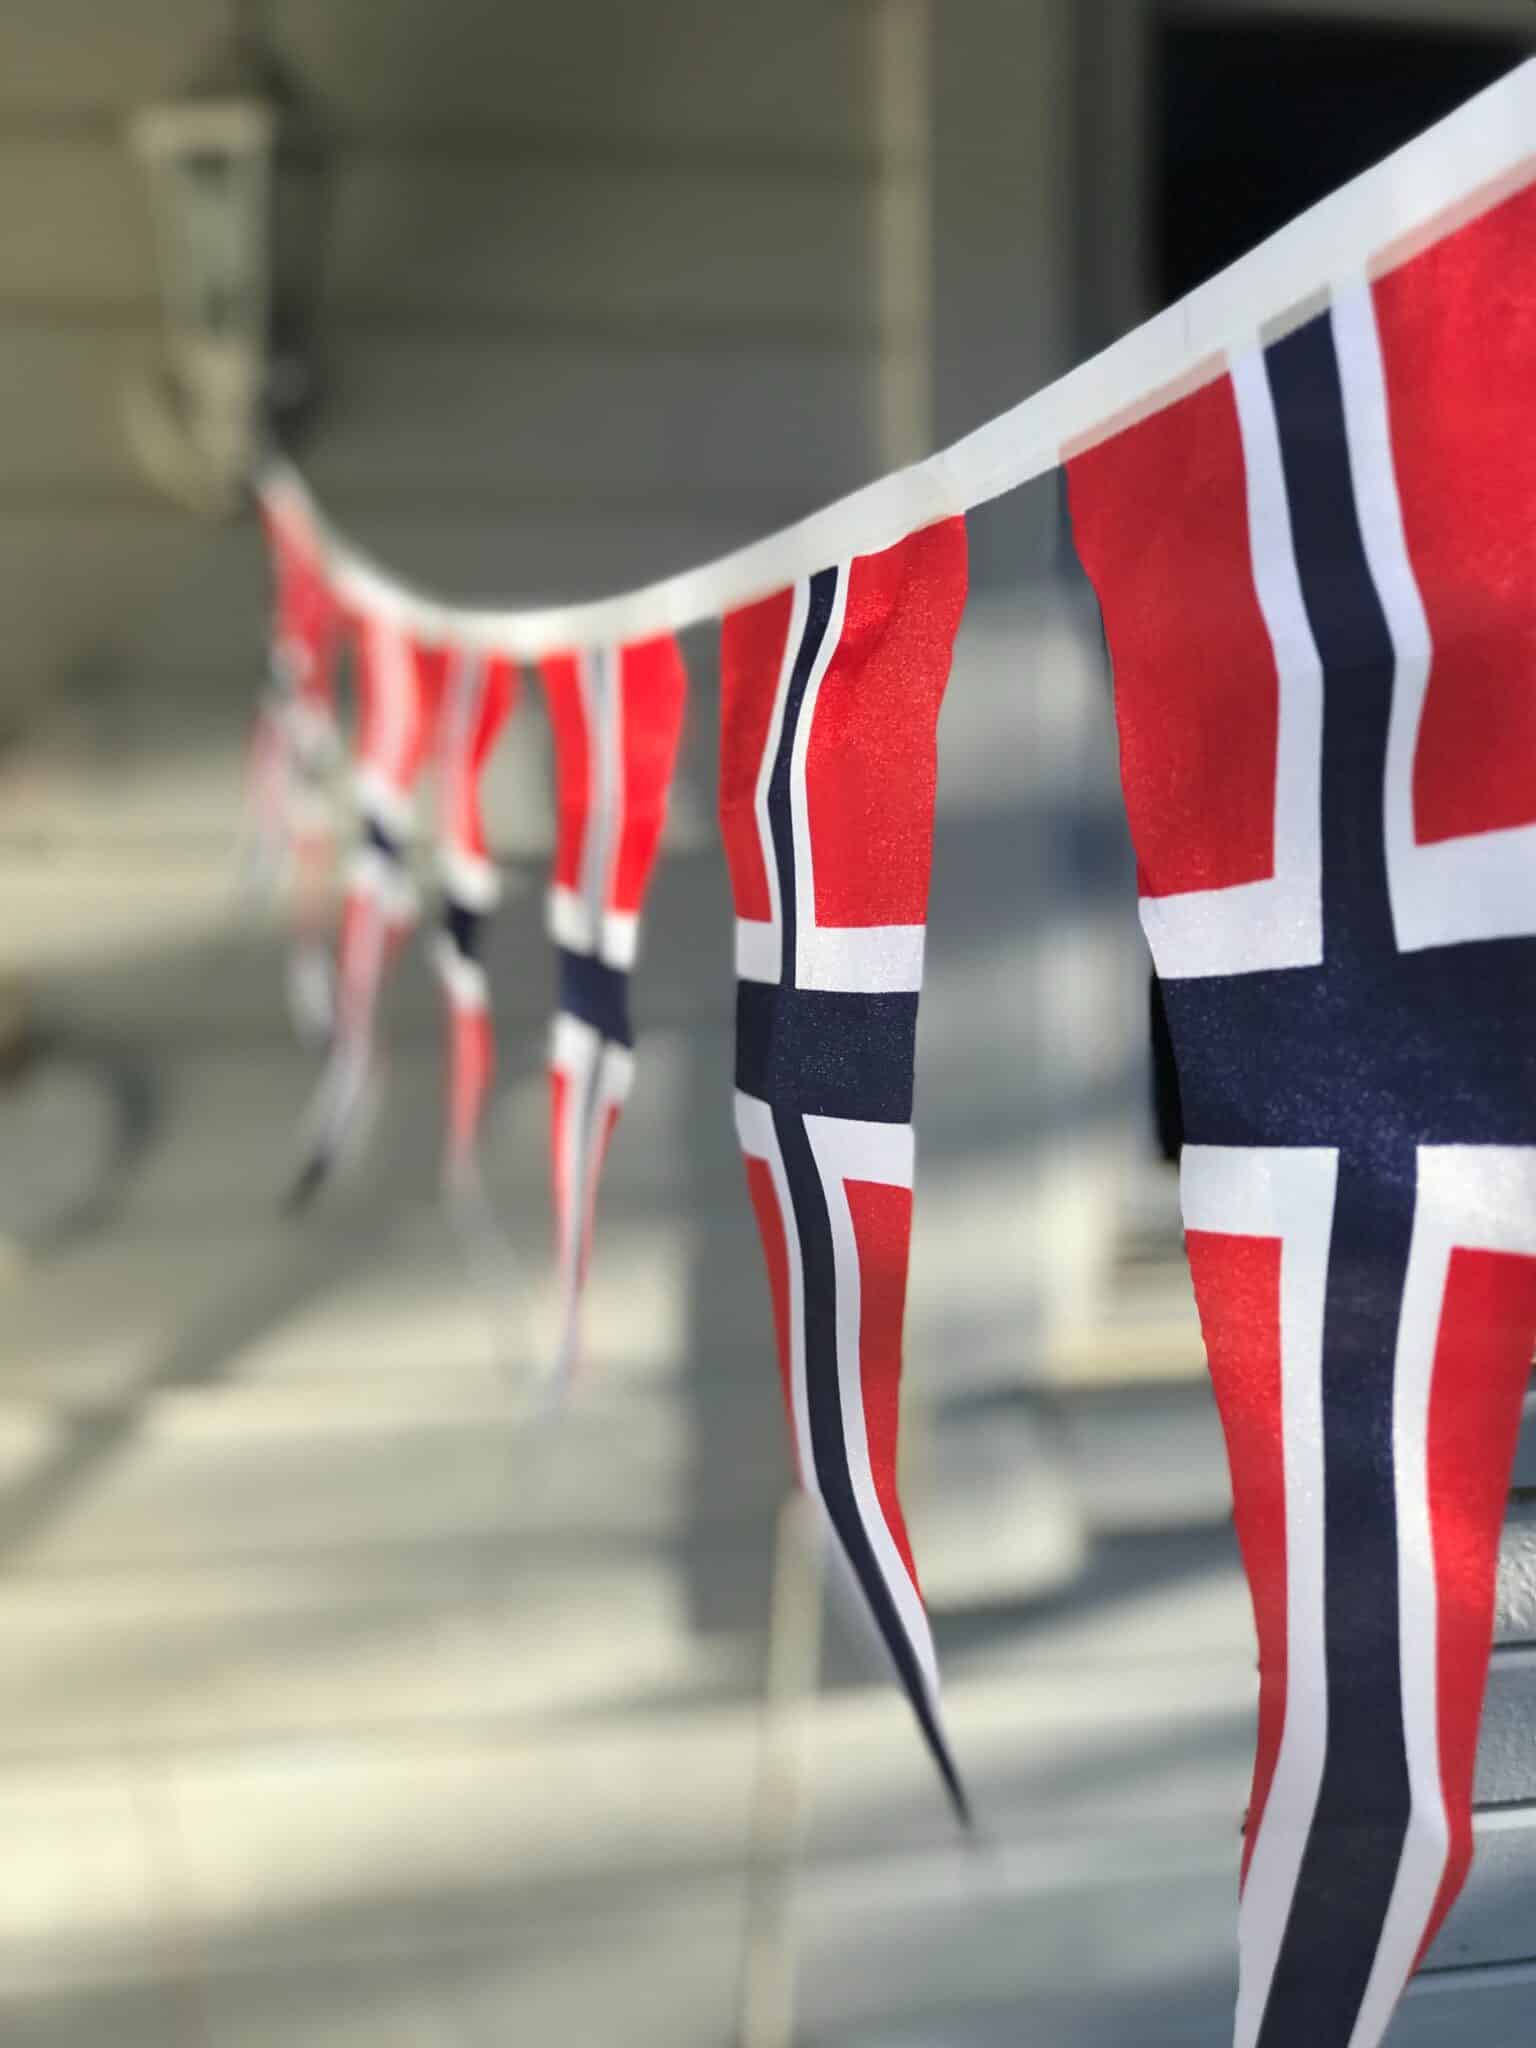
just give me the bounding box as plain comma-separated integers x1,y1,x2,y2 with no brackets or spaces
264,63,1536,659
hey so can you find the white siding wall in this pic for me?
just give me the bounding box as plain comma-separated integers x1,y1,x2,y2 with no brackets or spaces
0,0,898,730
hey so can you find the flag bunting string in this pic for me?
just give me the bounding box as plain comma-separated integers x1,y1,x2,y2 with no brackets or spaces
247,65,1536,2048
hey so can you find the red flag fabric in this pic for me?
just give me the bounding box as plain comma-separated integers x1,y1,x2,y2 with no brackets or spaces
539,635,687,1386
1067,177,1536,2048
719,519,969,1820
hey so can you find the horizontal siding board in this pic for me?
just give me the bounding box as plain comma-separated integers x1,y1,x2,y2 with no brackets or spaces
1512,1392,1536,1490
284,509,788,609
0,327,147,492
1497,1499,1536,1646
0,511,753,689
0,1,208,117
1424,1805,1536,1970
1475,1647,1536,1806
0,1,869,154
0,3,881,733
323,159,874,334
1394,1960,1536,2044
0,143,152,305
0,515,258,707
0,143,874,335
277,1,867,155
0,327,874,500
311,340,873,497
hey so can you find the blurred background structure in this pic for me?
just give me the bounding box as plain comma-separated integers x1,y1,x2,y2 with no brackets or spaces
1,3,1534,2043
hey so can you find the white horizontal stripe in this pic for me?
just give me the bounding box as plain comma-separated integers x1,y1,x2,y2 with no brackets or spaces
799,923,928,994
803,1113,914,1191
547,884,594,953
437,842,501,911
269,62,1536,655
733,1089,775,1159
551,1022,634,1115
1412,1146,1536,1260
597,1040,636,1100
353,767,414,840
1390,825,1536,950
549,1008,600,1075
1141,873,1322,980
600,909,639,970
345,845,417,923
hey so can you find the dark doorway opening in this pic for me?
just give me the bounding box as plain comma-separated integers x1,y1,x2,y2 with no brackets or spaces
1154,10,1533,310
1142,9,1532,1160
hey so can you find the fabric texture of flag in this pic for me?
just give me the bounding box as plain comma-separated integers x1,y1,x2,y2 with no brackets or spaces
540,634,688,1385
719,519,970,1820
1067,177,1536,2048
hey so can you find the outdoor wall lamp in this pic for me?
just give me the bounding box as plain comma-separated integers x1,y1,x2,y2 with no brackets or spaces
126,2,330,515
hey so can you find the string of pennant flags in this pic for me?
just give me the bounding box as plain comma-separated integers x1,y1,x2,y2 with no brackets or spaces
246,63,1536,2048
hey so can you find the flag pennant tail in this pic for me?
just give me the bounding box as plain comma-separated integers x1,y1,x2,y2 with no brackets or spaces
1068,176,1536,2048
237,690,291,902
287,610,444,1209
284,935,336,1053
719,518,970,1821
284,711,344,1051
431,652,532,1376
433,649,519,1198
538,635,687,1391
254,473,344,1041
549,1013,634,1387
285,870,403,1210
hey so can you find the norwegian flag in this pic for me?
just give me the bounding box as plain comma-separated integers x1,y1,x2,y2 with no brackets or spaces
539,635,687,1385
433,648,518,1196
719,520,969,1820
290,610,447,1206
252,476,343,1043
292,609,522,1211
1068,181,1536,2048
